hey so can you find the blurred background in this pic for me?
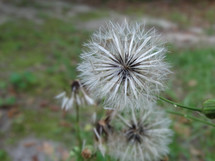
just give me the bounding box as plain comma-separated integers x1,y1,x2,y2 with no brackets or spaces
0,0,215,161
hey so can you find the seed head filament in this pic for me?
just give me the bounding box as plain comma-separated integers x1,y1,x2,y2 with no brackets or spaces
125,122,146,144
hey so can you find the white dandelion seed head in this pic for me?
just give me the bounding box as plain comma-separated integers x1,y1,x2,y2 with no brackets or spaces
108,102,173,161
78,20,171,110
55,80,95,110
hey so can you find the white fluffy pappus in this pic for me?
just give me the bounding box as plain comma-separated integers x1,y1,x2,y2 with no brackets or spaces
78,21,171,110
107,102,173,161
55,80,95,110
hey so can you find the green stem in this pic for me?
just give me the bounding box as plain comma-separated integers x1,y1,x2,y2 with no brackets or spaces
158,96,202,112
167,110,215,127
75,103,82,160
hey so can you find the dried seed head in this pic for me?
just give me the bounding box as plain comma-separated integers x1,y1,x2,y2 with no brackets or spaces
81,148,92,159
78,21,171,110
71,80,80,93
55,80,95,110
108,102,173,161
161,156,169,161
95,113,113,141
125,122,146,144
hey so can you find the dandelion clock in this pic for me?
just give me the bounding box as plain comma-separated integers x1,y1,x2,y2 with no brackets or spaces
78,21,170,109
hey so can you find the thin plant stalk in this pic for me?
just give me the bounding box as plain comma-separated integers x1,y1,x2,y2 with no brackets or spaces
167,110,215,127
75,102,82,160
158,96,202,112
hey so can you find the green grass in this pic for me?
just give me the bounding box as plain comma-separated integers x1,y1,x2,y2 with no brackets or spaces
166,47,215,160
5,0,44,8
169,11,190,28
10,108,75,144
0,17,215,161
205,9,215,25
0,19,89,96
76,10,109,21
168,48,215,106
0,150,10,161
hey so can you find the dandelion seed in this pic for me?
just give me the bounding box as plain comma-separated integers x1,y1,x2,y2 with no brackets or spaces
93,111,114,156
95,115,113,141
78,21,170,110
108,102,173,161
55,80,95,110
94,128,106,157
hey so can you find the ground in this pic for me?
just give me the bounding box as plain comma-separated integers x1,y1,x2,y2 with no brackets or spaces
0,0,215,161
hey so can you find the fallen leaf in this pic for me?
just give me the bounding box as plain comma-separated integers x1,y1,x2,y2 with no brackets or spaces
24,141,36,147
7,108,19,118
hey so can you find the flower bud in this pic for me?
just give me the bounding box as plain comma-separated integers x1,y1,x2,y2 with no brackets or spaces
81,148,92,159
202,99,215,119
